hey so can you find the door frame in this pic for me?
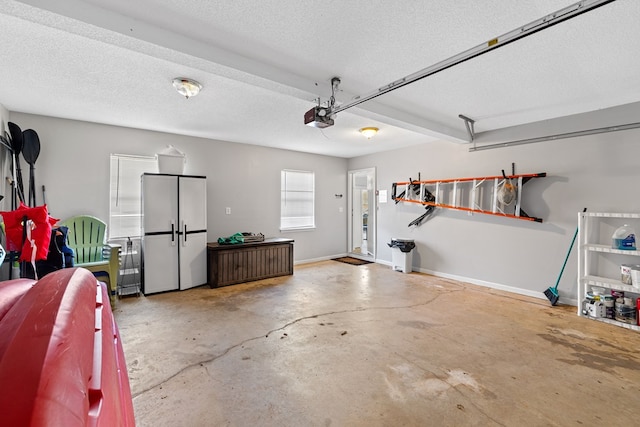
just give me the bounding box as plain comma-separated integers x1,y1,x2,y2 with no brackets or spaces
347,167,376,261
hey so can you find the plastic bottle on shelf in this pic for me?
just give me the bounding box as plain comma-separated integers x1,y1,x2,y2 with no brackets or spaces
614,297,626,322
603,295,615,319
612,224,636,250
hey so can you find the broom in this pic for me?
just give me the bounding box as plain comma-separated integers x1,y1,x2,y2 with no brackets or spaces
544,208,586,305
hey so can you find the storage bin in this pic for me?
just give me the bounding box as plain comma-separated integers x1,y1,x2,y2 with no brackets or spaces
157,145,186,175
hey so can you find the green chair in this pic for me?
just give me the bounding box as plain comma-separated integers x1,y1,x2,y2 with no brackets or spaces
58,215,120,306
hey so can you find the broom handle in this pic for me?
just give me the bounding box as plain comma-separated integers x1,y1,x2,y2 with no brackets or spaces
554,208,587,289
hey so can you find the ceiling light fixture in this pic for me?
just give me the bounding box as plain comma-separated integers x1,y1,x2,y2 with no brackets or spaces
172,77,202,99
359,127,379,139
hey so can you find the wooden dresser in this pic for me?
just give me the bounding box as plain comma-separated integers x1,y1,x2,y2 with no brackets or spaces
206,238,294,288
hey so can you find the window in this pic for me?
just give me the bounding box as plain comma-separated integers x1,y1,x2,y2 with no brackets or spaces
281,169,315,230
109,154,157,239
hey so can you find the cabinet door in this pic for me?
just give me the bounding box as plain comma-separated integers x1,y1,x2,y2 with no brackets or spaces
142,234,179,294
178,176,207,232
179,232,207,290
142,174,178,234
178,176,207,290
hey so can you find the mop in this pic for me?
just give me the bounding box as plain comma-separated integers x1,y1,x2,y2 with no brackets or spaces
544,208,586,305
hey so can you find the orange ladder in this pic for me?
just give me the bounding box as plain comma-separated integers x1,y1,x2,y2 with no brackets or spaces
392,172,547,223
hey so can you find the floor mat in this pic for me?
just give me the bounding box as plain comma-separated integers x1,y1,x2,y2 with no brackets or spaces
332,257,373,266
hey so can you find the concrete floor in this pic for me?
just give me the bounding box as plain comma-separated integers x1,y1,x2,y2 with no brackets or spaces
114,261,640,426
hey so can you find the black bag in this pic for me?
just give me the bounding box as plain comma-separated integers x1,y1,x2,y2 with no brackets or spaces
27,226,74,278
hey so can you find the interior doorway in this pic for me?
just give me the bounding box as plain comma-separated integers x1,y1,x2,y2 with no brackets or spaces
348,168,375,260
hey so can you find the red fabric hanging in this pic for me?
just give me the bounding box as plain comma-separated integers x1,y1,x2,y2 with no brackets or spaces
0,203,58,262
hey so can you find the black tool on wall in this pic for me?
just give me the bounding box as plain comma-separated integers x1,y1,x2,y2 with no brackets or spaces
8,122,25,205
22,129,41,207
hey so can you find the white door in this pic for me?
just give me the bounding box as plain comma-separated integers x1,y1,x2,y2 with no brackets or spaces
178,177,207,231
142,174,180,294
178,176,207,290
348,168,376,259
142,174,178,234
142,234,180,293
179,232,207,290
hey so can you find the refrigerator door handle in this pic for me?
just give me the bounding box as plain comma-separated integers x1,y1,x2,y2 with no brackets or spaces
171,220,176,246
184,223,188,244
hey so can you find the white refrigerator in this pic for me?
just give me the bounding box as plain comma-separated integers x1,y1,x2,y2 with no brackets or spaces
141,173,207,294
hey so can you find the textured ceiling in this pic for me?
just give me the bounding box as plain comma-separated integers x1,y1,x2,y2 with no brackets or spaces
1,0,639,158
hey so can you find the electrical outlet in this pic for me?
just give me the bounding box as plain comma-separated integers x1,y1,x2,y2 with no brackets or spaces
225,207,231,215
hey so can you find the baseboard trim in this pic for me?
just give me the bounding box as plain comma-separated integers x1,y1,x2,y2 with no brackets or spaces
377,261,579,306
416,267,578,306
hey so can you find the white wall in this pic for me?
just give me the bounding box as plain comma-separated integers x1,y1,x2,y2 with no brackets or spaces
9,109,639,304
348,127,640,304
0,103,8,130
9,113,349,263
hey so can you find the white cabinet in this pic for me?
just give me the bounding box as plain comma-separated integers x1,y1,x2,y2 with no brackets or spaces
577,212,639,331
141,174,207,294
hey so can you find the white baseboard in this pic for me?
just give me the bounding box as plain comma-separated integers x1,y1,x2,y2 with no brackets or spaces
416,267,578,306
379,261,579,306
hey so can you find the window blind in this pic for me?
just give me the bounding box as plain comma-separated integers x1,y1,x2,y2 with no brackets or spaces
280,169,315,230
109,154,157,238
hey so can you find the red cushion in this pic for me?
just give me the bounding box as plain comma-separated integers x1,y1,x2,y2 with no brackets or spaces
0,202,57,261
